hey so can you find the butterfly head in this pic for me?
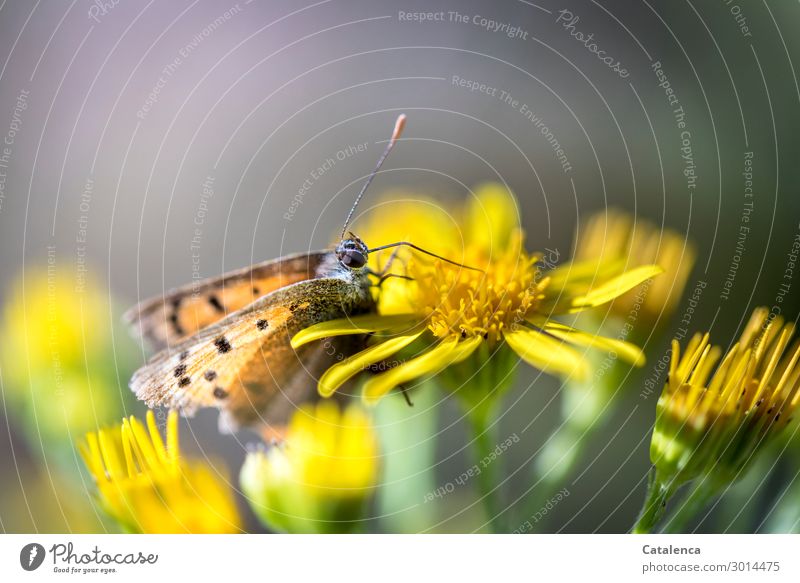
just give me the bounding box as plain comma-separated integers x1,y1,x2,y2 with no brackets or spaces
336,233,369,270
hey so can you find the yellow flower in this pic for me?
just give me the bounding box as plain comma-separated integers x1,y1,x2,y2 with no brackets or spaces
651,307,800,486
293,184,660,403
573,208,696,326
530,210,696,493
240,402,378,533
1,268,131,445
1,268,110,388
354,190,461,315
79,410,241,533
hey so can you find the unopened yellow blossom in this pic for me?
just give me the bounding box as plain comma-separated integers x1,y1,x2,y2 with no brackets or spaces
652,307,800,485
635,307,800,533
241,402,378,533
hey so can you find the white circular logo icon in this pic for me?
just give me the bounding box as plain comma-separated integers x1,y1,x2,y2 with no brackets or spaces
20,543,46,571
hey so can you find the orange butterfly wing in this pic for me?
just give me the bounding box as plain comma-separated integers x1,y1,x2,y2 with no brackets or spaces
128,268,374,432
124,251,328,351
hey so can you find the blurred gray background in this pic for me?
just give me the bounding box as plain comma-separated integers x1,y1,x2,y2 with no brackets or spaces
1,0,799,533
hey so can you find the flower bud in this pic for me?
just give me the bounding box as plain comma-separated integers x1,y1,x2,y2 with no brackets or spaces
651,308,800,487
241,402,378,533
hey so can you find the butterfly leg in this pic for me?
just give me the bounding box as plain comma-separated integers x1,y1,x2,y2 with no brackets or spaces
365,269,415,287
376,273,414,286
398,384,414,407
367,247,416,287
371,244,403,278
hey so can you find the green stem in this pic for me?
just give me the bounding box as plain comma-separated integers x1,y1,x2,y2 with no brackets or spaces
464,401,505,533
376,388,439,533
765,478,800,534
537,402,596,485
632,469,674,534
518,416,589,528
519,358,625,529
445,342,516,533
662,478,720,533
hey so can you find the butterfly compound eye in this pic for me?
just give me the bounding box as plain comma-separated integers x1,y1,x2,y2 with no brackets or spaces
336,237,369,270
339,248,367,269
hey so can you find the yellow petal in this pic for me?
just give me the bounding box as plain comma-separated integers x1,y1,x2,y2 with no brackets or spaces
539,321,645,366
291,314,420,349
567,264,664,312
359,193,460,259
80,432,104,480
362,336,482,404
466,183,520,249
505,328,590,380
318,331,424,397
166,410,179,465
120,422,137,477
128,415,160,472
546,257,625,290
98,428,124,480
146,410,169,466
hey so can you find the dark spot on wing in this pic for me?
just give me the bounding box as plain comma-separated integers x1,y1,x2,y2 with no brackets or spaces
213,387,228,399
214,336,232,353
174,364,187,378
252,286,260,295
178,377,191,387
208,294,224,313
180,350,190,361
169,312,184,335
256,319,268,330
289,302,299,312
204,370,217,381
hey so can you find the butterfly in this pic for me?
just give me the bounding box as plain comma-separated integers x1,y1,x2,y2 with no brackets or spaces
125,115,471,435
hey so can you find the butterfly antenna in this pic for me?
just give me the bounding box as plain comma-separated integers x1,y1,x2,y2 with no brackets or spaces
340,114,407,239
368,241,485,273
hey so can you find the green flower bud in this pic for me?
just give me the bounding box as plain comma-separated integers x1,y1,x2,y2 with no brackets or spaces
652,308,800,487
241,402,378,534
